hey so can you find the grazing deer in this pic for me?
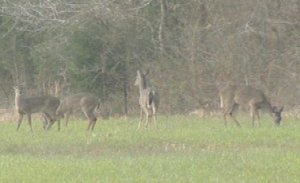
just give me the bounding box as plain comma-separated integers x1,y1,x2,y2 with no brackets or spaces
219,85,283,127
134,70,159,129
14,87,60,131
55,93,100,131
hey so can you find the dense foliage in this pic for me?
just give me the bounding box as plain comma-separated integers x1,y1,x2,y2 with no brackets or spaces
0,0,299,114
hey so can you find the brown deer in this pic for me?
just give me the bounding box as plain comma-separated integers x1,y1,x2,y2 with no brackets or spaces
14,87,60,131
134,70,159,129
219,85,283,127
55,93,100,131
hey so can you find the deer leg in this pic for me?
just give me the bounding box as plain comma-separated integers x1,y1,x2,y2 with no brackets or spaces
82,108,96,131
42,114,49,130
82,107,90,131
153,115,157,129
223,108,229,127
148,112,153,128
86,116,97,131
152,106,157,129
46,115,60,131
16,113,24,131
249,102,258,127
250,108,255,127
223,103,236,127
256,111,261,127
223,114,228,127
64,112,70,128
91,118,97,131
87,120,93,131
147,108,152,128
137,108,143,129
231,115,241,128
143,108,150,128
250,102,261,127
252,109,261,127
57,118,61,131
43,113,52,130
229,104,241,127
86,115,97,131
46,113,60,131
145,115,149,128
27,114,33,132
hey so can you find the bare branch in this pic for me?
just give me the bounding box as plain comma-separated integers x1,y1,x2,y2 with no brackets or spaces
0,0,139,32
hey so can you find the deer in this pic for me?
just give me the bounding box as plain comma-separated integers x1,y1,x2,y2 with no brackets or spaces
55,93,100,131
14,87,61,131
219,85,283,127
134,70,159,129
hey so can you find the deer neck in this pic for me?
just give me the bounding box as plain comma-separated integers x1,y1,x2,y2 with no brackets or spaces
138,78,148,93
15,91,22,110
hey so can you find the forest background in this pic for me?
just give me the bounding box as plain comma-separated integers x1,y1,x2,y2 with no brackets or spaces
0,0,299,117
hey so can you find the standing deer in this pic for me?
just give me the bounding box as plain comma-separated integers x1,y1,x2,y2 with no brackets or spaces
219,85,283,127
55,93,100,131
134,70,159,129
14,87,60,131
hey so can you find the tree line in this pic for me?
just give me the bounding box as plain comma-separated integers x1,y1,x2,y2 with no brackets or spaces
0,0,299,116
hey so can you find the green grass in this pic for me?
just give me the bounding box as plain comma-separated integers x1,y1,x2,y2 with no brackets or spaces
0,115,300,183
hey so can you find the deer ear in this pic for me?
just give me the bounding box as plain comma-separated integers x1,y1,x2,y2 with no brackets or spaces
137,70,141,75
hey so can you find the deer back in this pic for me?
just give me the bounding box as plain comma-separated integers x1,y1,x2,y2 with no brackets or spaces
57,93,99,113
234,86,270,108
16,91,59,114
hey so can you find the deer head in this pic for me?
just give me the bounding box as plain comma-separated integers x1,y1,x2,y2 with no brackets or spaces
272,106,284,125
134,69,149,87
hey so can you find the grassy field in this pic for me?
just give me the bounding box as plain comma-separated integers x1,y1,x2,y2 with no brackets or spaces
0,115,300,183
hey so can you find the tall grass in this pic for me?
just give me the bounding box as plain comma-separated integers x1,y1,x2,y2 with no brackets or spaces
0,116,299,182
